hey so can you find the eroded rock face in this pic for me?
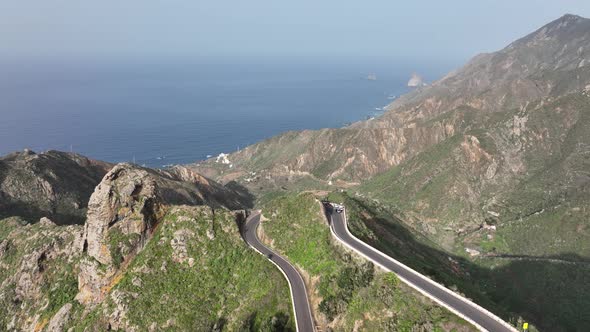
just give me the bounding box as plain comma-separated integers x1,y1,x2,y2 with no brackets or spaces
78,164,165,305
83,164,163,265
46,303,73,332
0,218,82,332
76,163,247,305
191,15,590,187
76,257,117,305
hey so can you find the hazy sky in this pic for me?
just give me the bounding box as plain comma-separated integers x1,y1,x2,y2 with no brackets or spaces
2,1,590,62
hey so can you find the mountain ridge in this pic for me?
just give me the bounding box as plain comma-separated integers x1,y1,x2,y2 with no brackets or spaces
190,14,590,185
0,150,112,224
187,14,590,330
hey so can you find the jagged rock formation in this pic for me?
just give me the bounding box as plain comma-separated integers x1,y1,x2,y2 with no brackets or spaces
77,163,254,305
75,205,292,331
82,164,165,267
46,303,73,332
0,150,112,224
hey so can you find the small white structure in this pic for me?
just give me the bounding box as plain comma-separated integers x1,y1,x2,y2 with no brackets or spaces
215,153,231,165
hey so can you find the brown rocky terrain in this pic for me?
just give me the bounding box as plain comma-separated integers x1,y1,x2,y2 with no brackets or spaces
190,14,590,254
191,14,590,186
0,150,112,224
0,216,84,331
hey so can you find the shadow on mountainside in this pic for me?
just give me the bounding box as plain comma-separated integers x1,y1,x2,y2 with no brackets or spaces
0,200,87,225
0,150,111,225
336,195,590,332
239,311,294,332
0,156,256,225
225,181,256,209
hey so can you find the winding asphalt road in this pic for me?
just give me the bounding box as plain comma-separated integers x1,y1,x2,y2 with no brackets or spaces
325,205,517,332
242,211,315,332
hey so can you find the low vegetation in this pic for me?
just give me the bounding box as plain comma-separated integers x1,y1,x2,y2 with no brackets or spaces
260,192,473,331
0,205,297,331
0,217,82,330
68,206,294,331
331,191,590,331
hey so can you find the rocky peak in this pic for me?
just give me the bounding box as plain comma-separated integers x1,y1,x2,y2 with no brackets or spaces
509,13,590,49
76,162,252,305
82,163,162,265
544,13,586,31
376,14,590,128
77,164,164,304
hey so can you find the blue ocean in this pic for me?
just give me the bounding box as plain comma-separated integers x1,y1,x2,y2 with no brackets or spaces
0,58,452,167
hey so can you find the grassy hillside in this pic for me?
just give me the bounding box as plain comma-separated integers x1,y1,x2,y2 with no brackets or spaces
0,207,294,331
330,191,590,332
359,92,590,255
259,192,474,331
0,217,82,331
71,206,294,331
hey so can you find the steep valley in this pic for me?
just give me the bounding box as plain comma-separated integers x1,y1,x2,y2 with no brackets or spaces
189,14,590,332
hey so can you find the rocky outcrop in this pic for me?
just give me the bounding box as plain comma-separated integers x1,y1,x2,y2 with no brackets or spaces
76,258,117,305
77,164,168,304
0,217,82,331
82,164,163,266
0,161,268,329
166,165,254,209
46,303,73,332
407,73,425,87
76,163,251,305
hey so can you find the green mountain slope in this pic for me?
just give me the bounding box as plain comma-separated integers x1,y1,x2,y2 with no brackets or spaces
0,163,293,331
71,206,293,331
359,92,590,256
187,16,590,331
329,191,589,332
259,192,474,331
